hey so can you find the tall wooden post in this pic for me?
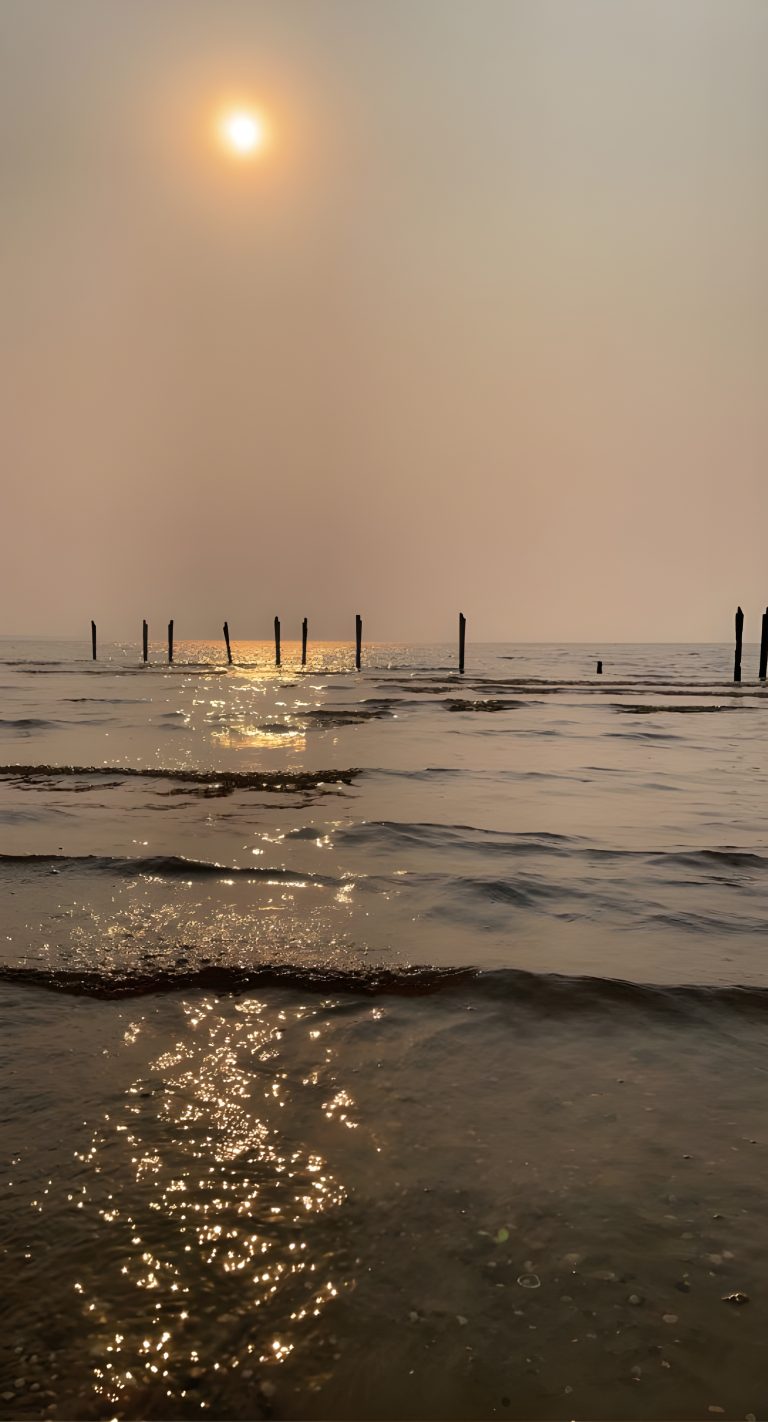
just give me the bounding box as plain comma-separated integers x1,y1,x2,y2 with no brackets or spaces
459,612,466,674
223,622,232,665
274,616,281,668
734,606,743,684
91,621,97,661
355,614,362,670
142,620,148,664
759,609,768,681
168,619,174,665
301,617,308,667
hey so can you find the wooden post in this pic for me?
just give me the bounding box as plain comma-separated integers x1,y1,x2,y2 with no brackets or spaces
223,621,232,665
142,620,148,664
355,614,362,670
91,620,97,661
759,608,768,681
596,659,603,674
274,616,281,668
459,612,466,674
301,617,308,667
734,606,743,684
168,619,174,665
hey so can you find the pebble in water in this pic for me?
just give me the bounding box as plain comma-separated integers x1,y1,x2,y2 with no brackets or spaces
517,1274,541,1289
722,1291,749,1305
662,1314,678,1324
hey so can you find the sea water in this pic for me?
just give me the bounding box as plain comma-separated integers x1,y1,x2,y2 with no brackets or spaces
1,639,767,1420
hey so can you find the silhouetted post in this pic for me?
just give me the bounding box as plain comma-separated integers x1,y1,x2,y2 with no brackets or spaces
91,621,97,661
759,609,768,680
355,614,362,670
223,622,232,665
274,616,281,668
734,606,743,684
596,660,603,674
168,619,174,665
142,620,148,664
301,617,308,667
459,613,466,674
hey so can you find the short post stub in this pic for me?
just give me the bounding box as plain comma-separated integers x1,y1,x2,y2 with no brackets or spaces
596,659,603,674
459,612,466,674
223,622,232,665
274,616,281,668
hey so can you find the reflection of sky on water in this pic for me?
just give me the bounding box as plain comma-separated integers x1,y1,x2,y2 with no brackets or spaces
73,995,358,1414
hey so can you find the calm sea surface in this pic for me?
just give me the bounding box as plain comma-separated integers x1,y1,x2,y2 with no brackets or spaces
1,638,767,1421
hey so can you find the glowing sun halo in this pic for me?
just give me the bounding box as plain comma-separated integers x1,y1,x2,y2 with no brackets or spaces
219,109,266,157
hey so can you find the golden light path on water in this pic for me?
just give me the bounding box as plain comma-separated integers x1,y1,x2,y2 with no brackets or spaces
70,995,365,1414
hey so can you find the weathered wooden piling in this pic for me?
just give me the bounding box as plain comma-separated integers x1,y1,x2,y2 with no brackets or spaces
168,619,174,665
355,614,362,670
301,617,308,667
91,621,97,661
459,613,466,674
142,620,148,664
759,608,768,680
274,616,281,668
596,660,603,674
223,622,232,665
734,606,743,684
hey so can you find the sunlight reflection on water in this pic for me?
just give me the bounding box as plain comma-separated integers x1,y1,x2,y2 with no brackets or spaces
75,996,356,1415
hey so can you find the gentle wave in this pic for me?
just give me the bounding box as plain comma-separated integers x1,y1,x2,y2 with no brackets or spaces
0,763,360,792
0,717,61,729
612,703,748,715
334,822,768,870
2,830,763,876
0,851,342,884
3,961,768,1016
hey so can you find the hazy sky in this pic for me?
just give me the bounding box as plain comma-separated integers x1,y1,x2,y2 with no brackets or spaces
2,0,767,642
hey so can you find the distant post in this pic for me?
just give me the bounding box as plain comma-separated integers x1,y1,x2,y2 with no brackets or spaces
301,617,308,667
168,619,174,665
142,620,148,664
459,612,466,674
274,616,281,668
223,621,232,665
596,660,603,674
734,606,743,684
91,620,97,661
759,609,768,681
355,613,362,670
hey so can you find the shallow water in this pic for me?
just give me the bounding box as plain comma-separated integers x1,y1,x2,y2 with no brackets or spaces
1,638,767,1420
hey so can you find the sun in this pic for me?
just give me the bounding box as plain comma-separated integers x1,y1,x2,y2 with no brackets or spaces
219,108,267,158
